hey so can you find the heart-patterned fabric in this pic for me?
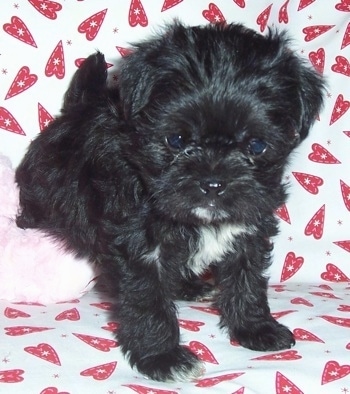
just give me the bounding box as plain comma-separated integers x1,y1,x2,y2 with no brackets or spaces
0,0,349,393
1,287,349,392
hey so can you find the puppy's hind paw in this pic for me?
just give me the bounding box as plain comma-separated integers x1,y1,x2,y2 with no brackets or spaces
135,346,205,382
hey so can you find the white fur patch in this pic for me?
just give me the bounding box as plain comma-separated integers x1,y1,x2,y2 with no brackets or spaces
169,359,205,382
142,245,162,271
191,207,229,222
189,224,252,275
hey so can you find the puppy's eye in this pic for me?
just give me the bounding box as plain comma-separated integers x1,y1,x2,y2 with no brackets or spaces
248,138,267,156
166,134,185,150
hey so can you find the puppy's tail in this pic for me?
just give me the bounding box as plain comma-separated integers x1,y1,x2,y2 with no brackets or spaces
63,51,108,111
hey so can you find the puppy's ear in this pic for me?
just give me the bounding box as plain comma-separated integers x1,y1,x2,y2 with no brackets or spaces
117,56,153,119
297,63,325,141
63,51,107,111
118,22,187,120
117,48,160,120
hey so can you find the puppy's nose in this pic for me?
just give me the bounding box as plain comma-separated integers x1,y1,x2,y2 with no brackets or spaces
199,180,226,197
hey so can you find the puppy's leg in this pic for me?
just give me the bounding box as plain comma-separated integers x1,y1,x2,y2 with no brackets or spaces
115,269,204,381
63,51,107,110
215,238,295,351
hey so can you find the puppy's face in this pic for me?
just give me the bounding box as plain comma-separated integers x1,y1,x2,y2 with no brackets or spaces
118,23,324,226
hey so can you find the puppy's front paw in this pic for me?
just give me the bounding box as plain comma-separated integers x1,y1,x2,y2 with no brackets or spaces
235,320,295,352
135,346,205,382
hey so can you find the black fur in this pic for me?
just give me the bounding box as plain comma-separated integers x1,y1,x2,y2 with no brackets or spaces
15,22,325,381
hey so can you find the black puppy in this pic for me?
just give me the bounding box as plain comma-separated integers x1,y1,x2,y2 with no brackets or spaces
16,22,325,381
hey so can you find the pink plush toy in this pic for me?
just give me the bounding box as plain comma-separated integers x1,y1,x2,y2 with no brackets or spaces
0,153,98,303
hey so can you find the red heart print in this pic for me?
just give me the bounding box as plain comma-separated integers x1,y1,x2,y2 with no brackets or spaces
116,46,133,58
5,326,54,336
342,22,350,49
252,350,302,361
293,328,324,343
75,58,87,68
297,0,316,11
5,66,38,99
344,130,350,138
321,361,350,385
331,56,350,77
101,321,119,332
304,204,325,240
333,240,350,253
73,333,118,351
304,205,326,239
202,3,226,24
279,0,290,24
340,180,350,211
330,94,350,125
0,106,25,135
321,263,350,282
338,305,350,312
347,343,350,350
292,172,323,194
78,9,107,40
178,319,205,331
316,284,333,291
40,388,69,394
270,284,286,292
122,385,178,394
4,307,30,319
280,252,304,282
45,40,65,79
256,4,272,32
310,291,341,299
0,369,24,383
291,297,314,307
275,203,291,224
3,16,37,47
38,103,54,132
90,302,114,310
271,310,297,320
80,361,117,380
161,0,183,12
190,305,220,315
24,343,61,365
275,372,303,394
195,372,244,388
335,0,350,12
28,0,62,19
308,48,325,74
303,25,335,41
230,339,240,347
186,341,218,364
308,143,341,164
232,388,245,394
129,0,148,27
55,308,80,321
233,0,245,7
320,315,350,328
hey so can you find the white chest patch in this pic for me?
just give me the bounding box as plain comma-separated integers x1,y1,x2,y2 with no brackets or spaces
189,224,251,275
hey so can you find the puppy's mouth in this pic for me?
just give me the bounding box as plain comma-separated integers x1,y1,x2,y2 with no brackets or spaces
186,178,231,223
191,203,230,223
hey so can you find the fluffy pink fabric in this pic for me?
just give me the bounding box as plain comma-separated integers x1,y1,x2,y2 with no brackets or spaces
0,154,98,303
